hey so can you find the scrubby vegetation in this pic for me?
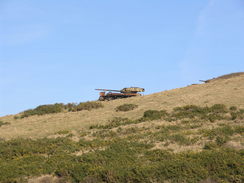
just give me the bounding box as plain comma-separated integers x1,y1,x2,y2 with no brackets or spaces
201,125,244,141
20,103,63,118
115,103,138,112
0,121,10,127
170,104,229,122
0,137,243,183
20,101,103,118
73,101,103,112
1,104,243,182
143,109,168,120
91,104,244,130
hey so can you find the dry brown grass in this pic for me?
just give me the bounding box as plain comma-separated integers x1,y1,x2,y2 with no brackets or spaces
204,72,244,83
28,175,66,183
0,73,244,140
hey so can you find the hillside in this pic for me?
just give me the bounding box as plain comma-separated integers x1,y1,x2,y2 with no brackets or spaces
0,73,243,183
0,73,244,139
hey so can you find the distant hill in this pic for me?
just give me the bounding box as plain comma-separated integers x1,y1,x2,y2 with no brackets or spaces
0,73,243,183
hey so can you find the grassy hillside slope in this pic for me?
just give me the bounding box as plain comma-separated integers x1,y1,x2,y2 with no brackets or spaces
0,73,243,183
0,73,244,139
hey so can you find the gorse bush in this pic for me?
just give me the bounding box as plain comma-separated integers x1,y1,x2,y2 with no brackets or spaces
1,104,244,182
115,104,138,112
21,103,65,118
64,103,77,112
230,110,244,120
171,104,230,122
0,121,10,127
0,137,243,183
229,106,237,111
73,101,103,111
143,110,168,120
20,101,103,118
202,125,244,140
210,104,228,113
91,104,243,130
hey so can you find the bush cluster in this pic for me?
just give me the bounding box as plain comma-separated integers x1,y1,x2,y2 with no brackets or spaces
143,110,168,120
141,104,234,123
115,104,138,112
202,125,244,140
91,104,243,130
20,101,103,118
171,104,228,121
21,104,63,118
0,121,10,127
0,137,243,183
90,117,131,129
73,101,103,111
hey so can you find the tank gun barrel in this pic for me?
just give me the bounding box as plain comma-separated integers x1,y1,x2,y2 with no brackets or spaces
95,89,121,92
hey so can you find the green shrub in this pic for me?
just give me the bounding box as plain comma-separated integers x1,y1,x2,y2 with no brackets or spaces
143,110,167,120
171,104,229,122
230,110,244,120
215,136,228,146
64,103,77,111
207,113,224,122
0,137,243,182
115,104,138,112
202,125,244,140
14,116,20,120
209,104,228,113
203,142,218,150
0,121,10,127
20,101,103,118
230,112,238,120
172,105,207,120
229,106,237,111
73,101,103,112
21,103,64,118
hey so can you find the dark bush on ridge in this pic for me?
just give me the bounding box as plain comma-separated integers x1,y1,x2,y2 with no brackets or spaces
115,104,138,112
64,103,77,112
21,103,64,118
20,102,103,118
73,101,103,111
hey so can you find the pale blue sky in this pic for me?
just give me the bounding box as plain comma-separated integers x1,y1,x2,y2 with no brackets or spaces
0,0,244,116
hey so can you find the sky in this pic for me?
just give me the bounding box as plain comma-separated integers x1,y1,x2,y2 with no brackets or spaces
0,0,244,116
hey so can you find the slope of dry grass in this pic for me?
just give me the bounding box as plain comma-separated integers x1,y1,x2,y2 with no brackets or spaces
0,73,244,139
0,73,243,183
203,72,244,83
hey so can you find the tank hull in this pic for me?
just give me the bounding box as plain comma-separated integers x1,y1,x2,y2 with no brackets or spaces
98,92,141,101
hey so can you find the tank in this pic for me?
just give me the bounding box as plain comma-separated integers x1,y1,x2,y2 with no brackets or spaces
95,87,145,101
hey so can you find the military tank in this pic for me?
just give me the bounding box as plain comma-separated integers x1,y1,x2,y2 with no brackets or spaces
95,87,145,101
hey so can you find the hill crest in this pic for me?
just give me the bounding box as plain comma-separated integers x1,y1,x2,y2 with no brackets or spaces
0,73,243,139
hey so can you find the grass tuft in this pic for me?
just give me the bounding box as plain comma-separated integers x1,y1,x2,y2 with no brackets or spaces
115,104,138,112
0,121,10,127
